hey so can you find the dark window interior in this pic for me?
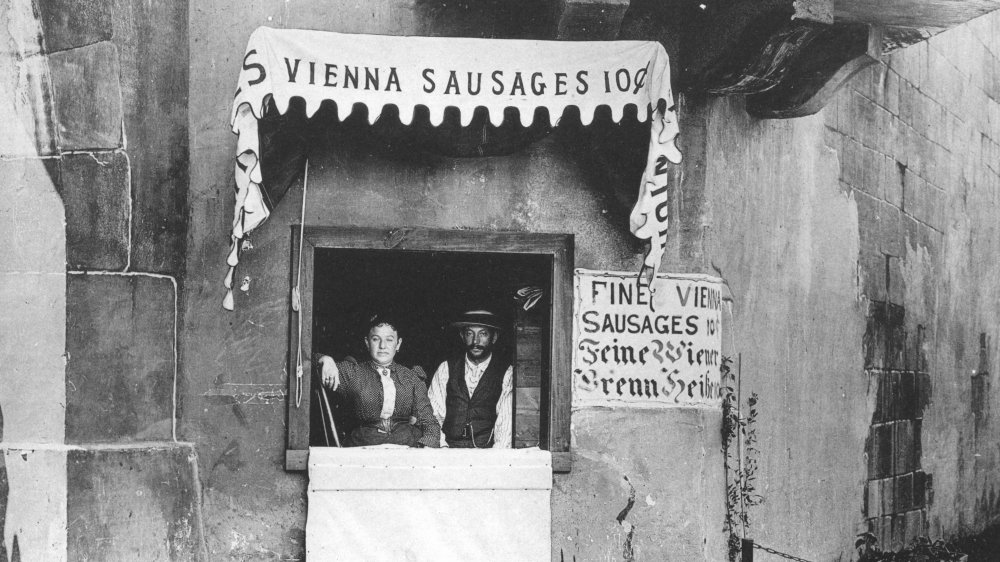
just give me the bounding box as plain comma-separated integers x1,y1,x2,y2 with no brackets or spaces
310,248,551,448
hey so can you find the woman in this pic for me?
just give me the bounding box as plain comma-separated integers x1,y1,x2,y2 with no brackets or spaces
315,316,440,447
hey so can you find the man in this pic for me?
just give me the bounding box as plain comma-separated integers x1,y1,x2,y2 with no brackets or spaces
316,315,440,448
428,310,513,448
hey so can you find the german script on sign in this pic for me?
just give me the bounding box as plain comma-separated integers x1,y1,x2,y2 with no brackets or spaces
573,270,724,409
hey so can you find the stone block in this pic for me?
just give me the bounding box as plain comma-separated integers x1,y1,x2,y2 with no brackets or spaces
860,247,887,303
886,159,904,208
67,444,204,561
37,0,112,53
913,471,927,509
888,371,902,420
112,0,188,274
891,514,906,551
887,254,904,307
894,420,916,475
903,214,936,258
898,80,916,127
885,303,906,371
903,509,924,546
880,476,894,515
881,515,895,550
869,423,894,479
853,92,881,149
841,138,864,187
864,302,888,369
49,42,123,151
895,472,914,513
866,478,881,516
65,274,175,442
885,69,900,116
871,370,889,423
879,203,904,258
859,145,881,198
903,171,945,232
867,476,896,518
871,105,895,156
57,151,130,270
856,190,882,254
889,47,919,86
897,372,916,420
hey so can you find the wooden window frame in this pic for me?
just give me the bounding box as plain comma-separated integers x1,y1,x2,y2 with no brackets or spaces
285,226,573,473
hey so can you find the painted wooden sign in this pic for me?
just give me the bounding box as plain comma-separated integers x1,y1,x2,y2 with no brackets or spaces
573,270,724,409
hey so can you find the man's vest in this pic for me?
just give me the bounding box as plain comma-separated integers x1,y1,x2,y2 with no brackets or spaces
442,354,509,447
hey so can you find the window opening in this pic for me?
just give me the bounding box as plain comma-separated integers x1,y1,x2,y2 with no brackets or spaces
310,248,551,450
286,227,573,471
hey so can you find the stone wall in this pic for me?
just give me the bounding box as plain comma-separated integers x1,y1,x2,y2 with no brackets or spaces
699,10,1000,559
0,0,201,559
829,12,1000,546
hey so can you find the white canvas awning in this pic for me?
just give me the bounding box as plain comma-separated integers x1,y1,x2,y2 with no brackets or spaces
227,27,682,309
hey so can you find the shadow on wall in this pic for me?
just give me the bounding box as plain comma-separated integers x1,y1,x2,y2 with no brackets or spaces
0,404,21,562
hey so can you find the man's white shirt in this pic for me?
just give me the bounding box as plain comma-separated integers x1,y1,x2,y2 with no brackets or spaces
427,354,513,448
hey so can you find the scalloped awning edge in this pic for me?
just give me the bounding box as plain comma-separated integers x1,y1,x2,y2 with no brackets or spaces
224,27,682,310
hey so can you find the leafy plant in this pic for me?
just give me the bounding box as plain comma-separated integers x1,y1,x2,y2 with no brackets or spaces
721,356,764,562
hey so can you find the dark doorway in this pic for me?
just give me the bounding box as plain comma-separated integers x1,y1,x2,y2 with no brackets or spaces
310,248,551,447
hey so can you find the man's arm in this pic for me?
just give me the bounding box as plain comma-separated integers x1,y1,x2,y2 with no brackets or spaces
492,366,514,449
411,377,442,448
427,362,450,447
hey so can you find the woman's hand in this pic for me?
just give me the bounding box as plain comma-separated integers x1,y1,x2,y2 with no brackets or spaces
318,355,338,389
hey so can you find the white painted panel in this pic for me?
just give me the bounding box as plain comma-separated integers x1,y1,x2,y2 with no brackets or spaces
3,448,67,562
0,157,66,444
307,447,551,561
309,447,552,491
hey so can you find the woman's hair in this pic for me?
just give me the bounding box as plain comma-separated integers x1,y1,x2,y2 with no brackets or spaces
366,313,400,335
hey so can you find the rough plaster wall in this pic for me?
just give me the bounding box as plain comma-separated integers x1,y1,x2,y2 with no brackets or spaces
822,8,1000,544
0,2,69,560
185,1,723,560
703,98,868,560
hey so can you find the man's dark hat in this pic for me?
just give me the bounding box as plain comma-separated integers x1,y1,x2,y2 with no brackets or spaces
451,309,501,331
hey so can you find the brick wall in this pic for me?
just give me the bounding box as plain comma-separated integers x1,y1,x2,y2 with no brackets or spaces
825,10,1000,546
